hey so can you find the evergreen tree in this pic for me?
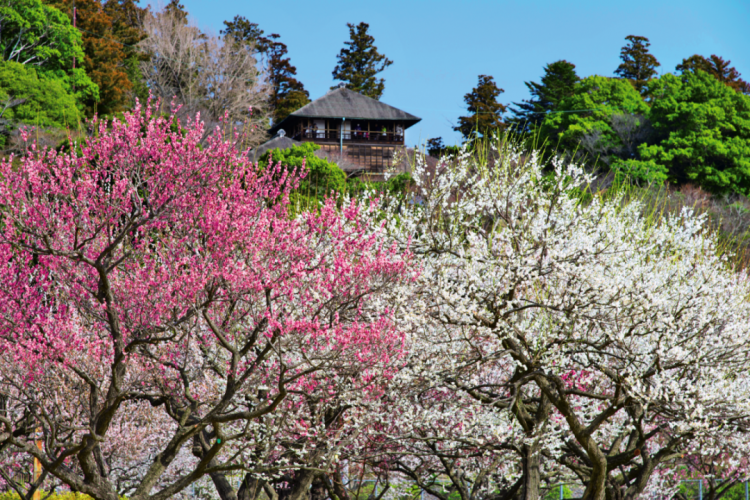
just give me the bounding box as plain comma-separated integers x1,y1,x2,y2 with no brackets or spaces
426,137,445,157
509,60,579,132
0,61,83,146
540,75,650,161
454,75,507,140
44,0,147,115
640,71,750,194
331,22,392,100
265,34,310,124
221,15,271,56
104,0,149,104
676,54,750,94
0,0,99,107
614,35,660,95
163,0,187,24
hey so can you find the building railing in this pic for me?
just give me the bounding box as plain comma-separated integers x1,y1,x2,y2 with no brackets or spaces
297,130,404,144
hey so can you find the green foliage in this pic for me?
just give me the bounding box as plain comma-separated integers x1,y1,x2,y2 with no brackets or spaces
221,15,271,55
614,35,661,95
0,61,82,140
455,74,507,140
543,485,573,500
0,0,82,69
0,0,98,106
510,59,580,132
263,34,310,124
639,70,750,195
331,22,393,100
425,137,459,157
611,158,668,185
0,492,95,500
719,481,749,500
384,172,413,194
540,75,649,153
259,142,347,203
676,54,750,95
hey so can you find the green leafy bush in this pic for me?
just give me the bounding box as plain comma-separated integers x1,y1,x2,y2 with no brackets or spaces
640,70,750,195
259,142,347,207
0,492,94,500
540,75,649,153
611,158,669,185
0,61,82,129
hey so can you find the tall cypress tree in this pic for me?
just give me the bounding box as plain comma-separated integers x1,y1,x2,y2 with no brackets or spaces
676,54,750,94
509,60,580,132
44,0,148,115
331,22,392,100
104,0,149,105
454,75,507,140
264,34,310,124
614,35,660,95
221,15,271,56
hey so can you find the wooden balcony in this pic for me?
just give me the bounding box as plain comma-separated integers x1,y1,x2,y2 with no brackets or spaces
296,130,404,145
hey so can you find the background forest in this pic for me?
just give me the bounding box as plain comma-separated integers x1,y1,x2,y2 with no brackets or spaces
1,0,750,240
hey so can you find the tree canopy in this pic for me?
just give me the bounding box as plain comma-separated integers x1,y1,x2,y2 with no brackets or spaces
43,0,147,115
676,54,750,94
509,59,580,132
259,142,346,205
0,0,98,107
454,74,507,139
0,60,81,128
540,75,649,155
639,70,750,194
264,34,310,125
614,35,660,95
221,15,271,56
331,22,392,100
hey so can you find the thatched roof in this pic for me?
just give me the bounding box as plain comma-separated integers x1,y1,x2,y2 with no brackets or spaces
270,87,420,135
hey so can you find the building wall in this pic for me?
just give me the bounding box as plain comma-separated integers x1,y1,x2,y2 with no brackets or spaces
318,144,397,172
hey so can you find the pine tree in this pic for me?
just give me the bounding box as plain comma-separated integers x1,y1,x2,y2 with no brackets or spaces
104,0,149,104
221,15,271,56
454,75,507,140
265,34,310,124
331,22,392,100
163,0,187,23
509,60,580,132
614,35,660,95
676,54,750,94
43,0,147,115
426,138,444,157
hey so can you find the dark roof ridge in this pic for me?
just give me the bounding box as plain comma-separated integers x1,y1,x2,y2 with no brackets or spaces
270,87,421,135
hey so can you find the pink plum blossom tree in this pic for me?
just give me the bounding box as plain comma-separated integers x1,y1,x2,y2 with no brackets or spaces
0,101,412,500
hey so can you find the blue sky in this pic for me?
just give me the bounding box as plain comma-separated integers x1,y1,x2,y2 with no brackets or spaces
148,0,749,147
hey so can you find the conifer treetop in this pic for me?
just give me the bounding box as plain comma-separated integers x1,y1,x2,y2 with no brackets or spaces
331,22,393,101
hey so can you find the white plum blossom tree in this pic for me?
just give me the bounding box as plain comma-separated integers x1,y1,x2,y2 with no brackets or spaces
376,140,750,500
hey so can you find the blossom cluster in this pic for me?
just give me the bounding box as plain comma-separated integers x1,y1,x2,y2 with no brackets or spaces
1,107,749,500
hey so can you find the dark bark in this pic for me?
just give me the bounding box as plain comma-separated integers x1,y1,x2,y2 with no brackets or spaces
518,443,541,500
310,475,327,500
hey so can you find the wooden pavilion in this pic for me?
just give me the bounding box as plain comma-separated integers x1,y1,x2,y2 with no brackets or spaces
268,86,421,175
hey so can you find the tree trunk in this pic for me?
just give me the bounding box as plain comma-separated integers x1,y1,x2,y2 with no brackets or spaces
277,470,318,500
311,475,327,500
209,470,239,500
238,475,266,500
519,443,541,500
